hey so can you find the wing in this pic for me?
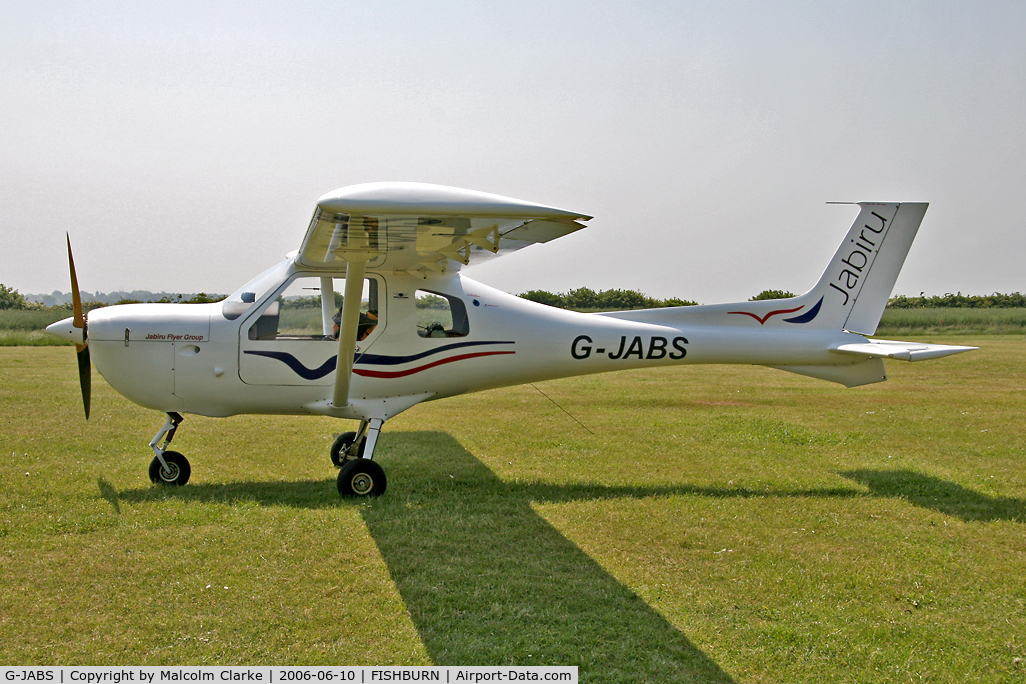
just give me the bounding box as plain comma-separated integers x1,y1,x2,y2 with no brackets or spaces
296,182,591,277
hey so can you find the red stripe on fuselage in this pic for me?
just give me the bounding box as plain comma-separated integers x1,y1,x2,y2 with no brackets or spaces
352,351,515,378
727,305,804,325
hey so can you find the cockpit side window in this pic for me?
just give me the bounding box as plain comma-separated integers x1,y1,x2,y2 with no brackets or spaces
247,275,380,341
416,290,469,338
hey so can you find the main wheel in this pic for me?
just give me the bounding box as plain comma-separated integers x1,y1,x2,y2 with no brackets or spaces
337,458,387,497
330,431,365,467
149,450,191,486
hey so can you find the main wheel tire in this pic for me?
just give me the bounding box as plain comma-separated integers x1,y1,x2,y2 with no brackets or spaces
330,431,365,467
337,458,386,497
149,450,191,486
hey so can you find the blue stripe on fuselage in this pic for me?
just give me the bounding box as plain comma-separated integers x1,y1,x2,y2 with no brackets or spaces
243,340,516,380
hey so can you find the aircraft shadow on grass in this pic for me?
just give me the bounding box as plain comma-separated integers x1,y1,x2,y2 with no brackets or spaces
838,469,1026,523
108,434,1024,676
113,432,739,680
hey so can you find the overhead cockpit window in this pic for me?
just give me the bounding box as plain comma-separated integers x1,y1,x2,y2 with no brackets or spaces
416,290,469,338
247,275,379,341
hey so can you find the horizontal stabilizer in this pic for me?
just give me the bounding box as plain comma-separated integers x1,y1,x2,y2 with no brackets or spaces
832,339,978,362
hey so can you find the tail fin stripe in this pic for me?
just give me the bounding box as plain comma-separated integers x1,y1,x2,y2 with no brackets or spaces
783,297,823,324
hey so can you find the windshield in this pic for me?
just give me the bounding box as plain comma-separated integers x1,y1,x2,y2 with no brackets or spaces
221,259,292,320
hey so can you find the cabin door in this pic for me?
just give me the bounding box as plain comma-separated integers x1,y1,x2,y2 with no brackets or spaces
239,274,384,386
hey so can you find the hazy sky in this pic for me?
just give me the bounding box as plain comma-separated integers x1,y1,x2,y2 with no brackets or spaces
2,0,1024,303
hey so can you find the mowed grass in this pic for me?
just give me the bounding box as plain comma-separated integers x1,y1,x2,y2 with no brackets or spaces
1,338,1025,681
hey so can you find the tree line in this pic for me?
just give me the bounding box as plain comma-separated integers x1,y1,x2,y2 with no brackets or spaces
885,292,1026,308
0,284,224,310
518,288,793,309
518,288,698,310
518,288,1026,310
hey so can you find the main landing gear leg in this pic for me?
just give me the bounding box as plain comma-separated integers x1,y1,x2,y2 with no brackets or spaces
337,417,386,497
148,411,190,486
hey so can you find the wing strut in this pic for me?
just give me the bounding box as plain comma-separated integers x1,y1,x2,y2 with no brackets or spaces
331,259,366,409
319,276,335,336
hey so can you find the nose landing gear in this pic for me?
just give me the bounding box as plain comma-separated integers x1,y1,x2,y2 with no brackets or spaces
148,412,190,486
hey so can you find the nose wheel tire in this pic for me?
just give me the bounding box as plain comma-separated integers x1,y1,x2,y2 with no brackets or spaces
337,458,386,497
149,450,191,486
330,431,365,468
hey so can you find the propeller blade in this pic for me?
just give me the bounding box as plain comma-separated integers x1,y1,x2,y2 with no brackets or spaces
66,234,91,419
67,234,84,331
77,346,91,420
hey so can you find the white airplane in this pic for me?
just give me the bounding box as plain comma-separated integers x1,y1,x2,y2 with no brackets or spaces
47,182,976,496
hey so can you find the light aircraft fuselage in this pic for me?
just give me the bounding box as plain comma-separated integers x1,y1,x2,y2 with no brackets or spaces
85,267,882,420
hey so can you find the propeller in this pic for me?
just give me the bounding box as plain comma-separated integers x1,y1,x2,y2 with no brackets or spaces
66,234,91,419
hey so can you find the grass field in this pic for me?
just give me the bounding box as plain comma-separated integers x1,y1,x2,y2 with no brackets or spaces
878,308,1026,335
1,338,1025,681
0,309,75,346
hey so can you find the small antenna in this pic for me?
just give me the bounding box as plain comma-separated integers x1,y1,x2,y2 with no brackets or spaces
530,384,595,435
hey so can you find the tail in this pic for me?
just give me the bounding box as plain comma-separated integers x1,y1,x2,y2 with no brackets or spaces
597,201,976,387
755,201,973,385
601,201,928,336
795,202,927,335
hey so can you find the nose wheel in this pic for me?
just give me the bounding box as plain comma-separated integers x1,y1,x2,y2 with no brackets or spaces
149,450,191,486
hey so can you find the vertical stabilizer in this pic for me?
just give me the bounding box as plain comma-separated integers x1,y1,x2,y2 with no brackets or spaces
804,202,927,335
